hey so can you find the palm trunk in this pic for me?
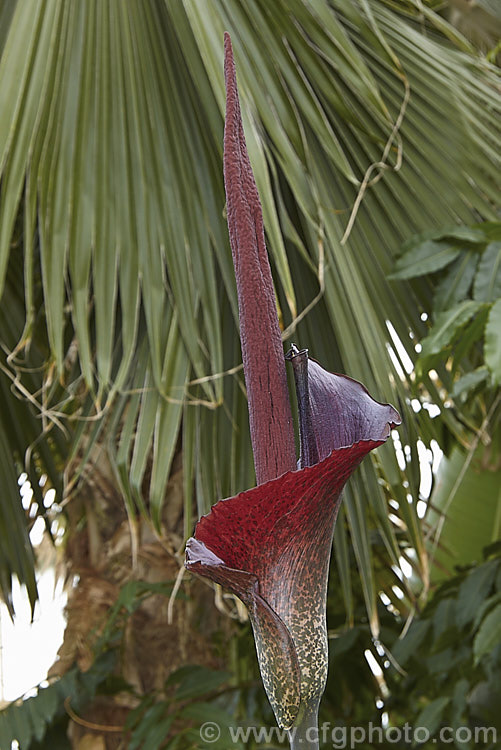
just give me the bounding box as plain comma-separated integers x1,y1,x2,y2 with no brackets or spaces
52,450,232,749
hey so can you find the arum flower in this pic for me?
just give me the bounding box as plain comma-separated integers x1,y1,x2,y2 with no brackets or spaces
185,33,401,747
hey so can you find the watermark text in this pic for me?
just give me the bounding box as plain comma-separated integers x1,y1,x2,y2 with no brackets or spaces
199,720,497,747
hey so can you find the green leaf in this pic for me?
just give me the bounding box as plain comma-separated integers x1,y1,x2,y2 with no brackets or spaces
180,700,245,748
473,242,501,302
329,626,361,661
474,602,501,664
391,620,431,665
180,726,240,750
456,559,498,628
165,665,230,701
451,367,490,402
473,591,501,631
0,653,115,749
128,703,172,750
415,696,450,737
485,298,501,384
434,226,486,243
180,703,230,724
427,446,501,581
138,715,174,750
333,506,354,625
390,240,462,280
450,305,490,375
476,221,501,242
124,695,156,731
344,479,378,635
432,598,456,639
451,678,469,728
420,300,485,358
433,250,478,313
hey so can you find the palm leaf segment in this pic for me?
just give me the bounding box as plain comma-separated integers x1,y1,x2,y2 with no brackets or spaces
0,0,500,616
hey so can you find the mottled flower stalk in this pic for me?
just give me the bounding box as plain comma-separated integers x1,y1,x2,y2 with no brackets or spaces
223,31,296,486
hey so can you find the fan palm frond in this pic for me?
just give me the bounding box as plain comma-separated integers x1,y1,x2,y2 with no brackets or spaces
0,0,499,622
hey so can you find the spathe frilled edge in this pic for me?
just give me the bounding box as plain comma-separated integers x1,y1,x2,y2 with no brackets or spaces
185,438,387,728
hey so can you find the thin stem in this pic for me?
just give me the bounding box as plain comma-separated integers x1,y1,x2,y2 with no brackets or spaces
288,705,320,750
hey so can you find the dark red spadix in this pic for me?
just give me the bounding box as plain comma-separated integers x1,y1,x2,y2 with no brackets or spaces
223,31,296,486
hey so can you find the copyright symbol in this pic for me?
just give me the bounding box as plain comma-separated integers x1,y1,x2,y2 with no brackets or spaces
200,721,221,743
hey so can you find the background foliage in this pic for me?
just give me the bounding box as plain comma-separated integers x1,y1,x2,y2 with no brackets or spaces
0,0,500,748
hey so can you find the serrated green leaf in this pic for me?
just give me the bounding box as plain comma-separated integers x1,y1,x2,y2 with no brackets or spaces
181,726,240,750
180,702,239,731
432,598,456,639
451,678,469,728
473,242,501,302
128,703,171,750
433,226,487,243
0,656,113,749
420,300,485,358
8,705,32,747
139,715,174,750
474,602,501,664
391,620,431,665
456,559,498,629
30,684,60,725
451,305,490,375
451,367,490,402
329,626,361,661
23,695,47,742
124,694,156,731
433,250,478,313
485,298,501,385
415,696,450,736
473,591,501,631
167,665,230,702
390,240,462,280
